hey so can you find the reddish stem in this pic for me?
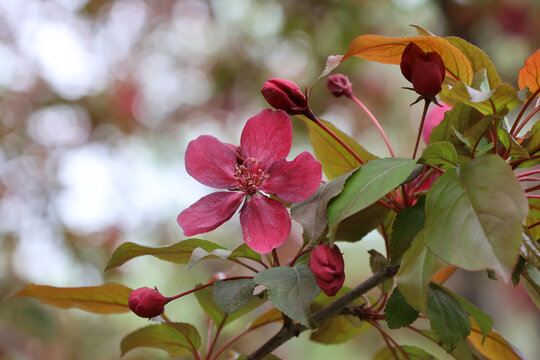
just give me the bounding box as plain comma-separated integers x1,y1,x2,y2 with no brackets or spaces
272,249,281,267
510,155,540,168
229,258,260,273
525,184,540,193
519,177,540,182
167,276,254,302
528,221,540,229
349,95,395,157
206,316,227,360
412,100,431,159
513,106,540,137
517,168,540,177
527,194,540,199
510,88,540,135
369,320,410,360
291,248,311,266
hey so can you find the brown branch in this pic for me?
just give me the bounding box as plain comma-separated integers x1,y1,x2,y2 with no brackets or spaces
246,265,400,360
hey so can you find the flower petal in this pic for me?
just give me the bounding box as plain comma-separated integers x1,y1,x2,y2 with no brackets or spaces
185,135,237,188
178,192,244,236
239,195,291,254
261,152,322,203
240,109,292,169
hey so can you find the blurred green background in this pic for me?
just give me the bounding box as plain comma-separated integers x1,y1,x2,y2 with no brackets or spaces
0,0,539,359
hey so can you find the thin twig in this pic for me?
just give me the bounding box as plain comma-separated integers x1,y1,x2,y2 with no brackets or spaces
350,95,395,157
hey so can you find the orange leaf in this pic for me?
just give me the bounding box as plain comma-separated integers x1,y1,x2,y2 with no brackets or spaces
249,307,283,329
518,48,540,96
468,318,524,360
431,265,457,284
341,34,473,85
14,283,133,314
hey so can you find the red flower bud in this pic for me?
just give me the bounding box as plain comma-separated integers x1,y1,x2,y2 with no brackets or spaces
400,43,445,98
261,78,308,115
128,287,168,318
309,244,345,296
327,74,353,98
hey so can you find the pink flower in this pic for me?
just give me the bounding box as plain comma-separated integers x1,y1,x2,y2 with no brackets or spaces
422,102,452,144
177,109,322,254
129,287,168,318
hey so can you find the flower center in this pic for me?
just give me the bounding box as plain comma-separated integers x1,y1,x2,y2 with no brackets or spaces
233,158,269,195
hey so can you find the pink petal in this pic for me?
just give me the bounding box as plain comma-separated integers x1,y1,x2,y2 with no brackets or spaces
178,192,244,236
185,135,237,189
239,195,291,254
240,109,292,169
261,152,322,203
422,102,452,144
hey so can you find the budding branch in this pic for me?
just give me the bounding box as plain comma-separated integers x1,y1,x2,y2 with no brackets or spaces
246,265,400,360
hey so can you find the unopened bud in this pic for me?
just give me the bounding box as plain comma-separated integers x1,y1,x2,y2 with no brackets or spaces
327,74,353,98
309,244,345,296
261,78,308,115
400,43,445,99
128,287,168,318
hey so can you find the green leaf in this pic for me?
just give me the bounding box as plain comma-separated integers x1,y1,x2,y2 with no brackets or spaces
462,115,494,152
368,249,393,293
384,287,419,329
229,244,262,263
195,284,266,327
446,36,501,90
390,197,425,265
395,230,447,312
310,288,369,344
421,331,479,360
430,282,492,343
419,141,459,168
334,203,390,243
290,171,352,244
14,283,132,314
187,247,231,269
497,126,529,159
521,120,540,154
429,102,484,147
425,154,528,281
298,116,377,179
526,198,540,241
373,345,435,360
105,239,227,270
327,158,416,241
442,81,521,115
522,264,540,310
427,282,471,351
254,265,320,328
512,256,526,287
213,279,255,315
120,322,201,357
521,227,540,271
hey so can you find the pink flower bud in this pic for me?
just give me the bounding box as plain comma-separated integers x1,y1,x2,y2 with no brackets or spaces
327,74,353,98
128,287,168,318
309,244,345,296
400,43,446,98
261,78,308,115
422,102,452,143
